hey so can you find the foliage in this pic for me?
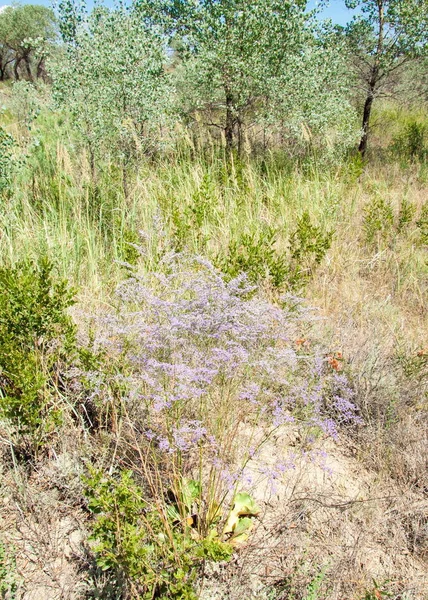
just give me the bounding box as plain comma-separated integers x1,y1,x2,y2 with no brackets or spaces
83,467,232,599
397,197,416,232
0,540,18,599
0,257,76,454
288,212,333,289
10,80,42,132
0,126,14,194
146,0,356,153
0,4,57,81
416,202,428,245
217,226,288,288
302,566,328,600
391,119,428,162
343,0,428,154
169,173,216,251
218,213,332,290
361,579,394,599
363,196,394,246
52,3,170,185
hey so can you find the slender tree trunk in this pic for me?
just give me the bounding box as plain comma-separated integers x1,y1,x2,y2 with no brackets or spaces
37,57,45,80
24,55,33,82
237,118,243,157
225,92,234,152
14,57,21,80
358,85,375,156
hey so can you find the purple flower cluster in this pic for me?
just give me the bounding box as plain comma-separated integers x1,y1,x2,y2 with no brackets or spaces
87,254,361,488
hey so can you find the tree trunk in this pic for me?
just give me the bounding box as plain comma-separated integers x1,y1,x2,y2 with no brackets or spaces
36,57,45,80
14,57,21,80
225,92,234,153
358,88,375,156
24,55,33,82
237,118,243,157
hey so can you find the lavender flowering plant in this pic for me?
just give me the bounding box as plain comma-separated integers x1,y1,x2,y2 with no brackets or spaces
83,252,360,539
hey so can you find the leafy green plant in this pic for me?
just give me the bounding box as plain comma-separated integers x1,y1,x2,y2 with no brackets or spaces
217,226,288,288
416,202,428,245
10,81,41,132
119,228,141,267
188,173,216,230
218,213,332,290
302,566,328,600
170,173,215,251
397,197,416,233
0,541,18,599
361,579,393,600
83,468,233,600
363,196,394,247
391,120,427,162
0,126,14,194
0,257,76,454
288,211,333,289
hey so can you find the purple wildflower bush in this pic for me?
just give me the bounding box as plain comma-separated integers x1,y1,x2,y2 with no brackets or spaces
84,253,360,534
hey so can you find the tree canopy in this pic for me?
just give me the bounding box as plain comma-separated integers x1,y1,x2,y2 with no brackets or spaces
0,4,57,81
344,0,428,153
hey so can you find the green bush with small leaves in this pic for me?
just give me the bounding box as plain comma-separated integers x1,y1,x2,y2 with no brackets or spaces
218,213,332,291
170,173,216,251
217,226,288,288
0,258,76,454
391,120,427,162
363,196,394,247
0,540,18,599
83,468,233,600
416,202,428,245
288,211,333,289
397,197,416,233
0,126,14,195
119,228,141,266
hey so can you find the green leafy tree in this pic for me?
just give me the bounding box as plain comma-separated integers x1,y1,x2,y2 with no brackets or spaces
0,40,14,81
344,0,428,155
0,4,57,81
142,0,356,155
145,0,308,152
261,25,358,154
51,2,170,192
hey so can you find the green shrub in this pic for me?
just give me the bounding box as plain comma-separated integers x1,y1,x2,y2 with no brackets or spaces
170,174,215,251
217,226,288,288
363,196,394,247
416,202,428,245
0,540,18,599
397,197,416,233
218,214,332,291
0,257,76,455
83,468,233,600
0,126,14,195
119,228,141,266
391,120,427,162
287,211,333,289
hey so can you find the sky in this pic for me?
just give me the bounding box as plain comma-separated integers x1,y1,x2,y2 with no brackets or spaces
0,0,357,26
